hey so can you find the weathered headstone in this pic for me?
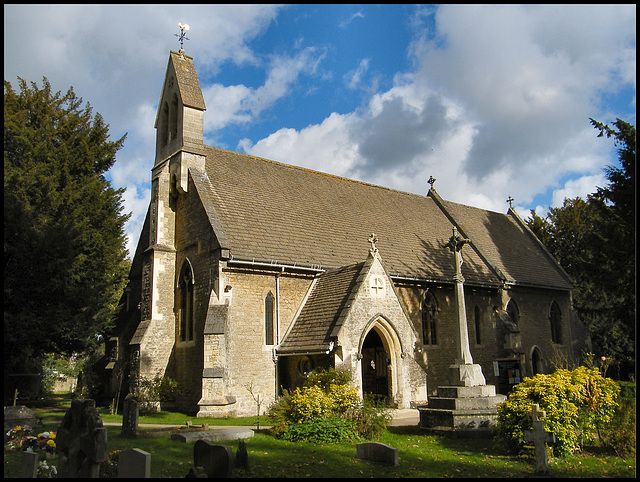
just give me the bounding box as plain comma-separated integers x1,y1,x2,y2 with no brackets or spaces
20,451,39,478
56,399,108,478
193,440,235,478
121,396,139,438
117,448,151,478
524,404,556,476
235,440,249,470
4,405,38,432
356,442,399,466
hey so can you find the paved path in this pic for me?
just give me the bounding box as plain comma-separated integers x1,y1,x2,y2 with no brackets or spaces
101,408,420,430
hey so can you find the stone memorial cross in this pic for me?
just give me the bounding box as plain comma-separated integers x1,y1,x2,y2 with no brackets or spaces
446,226,474,365
524,404,556,475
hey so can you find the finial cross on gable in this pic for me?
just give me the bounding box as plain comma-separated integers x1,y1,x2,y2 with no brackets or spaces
368,233,378,254
428,175,436,190
506,196,515,208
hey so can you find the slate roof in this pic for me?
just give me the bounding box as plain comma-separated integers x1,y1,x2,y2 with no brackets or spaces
194,146,573,291
170,51,206,110
278,263,364,355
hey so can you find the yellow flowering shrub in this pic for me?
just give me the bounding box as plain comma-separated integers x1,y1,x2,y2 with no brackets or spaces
495,367,620,456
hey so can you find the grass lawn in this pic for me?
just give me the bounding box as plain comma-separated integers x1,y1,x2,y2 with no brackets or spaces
3,395,636,478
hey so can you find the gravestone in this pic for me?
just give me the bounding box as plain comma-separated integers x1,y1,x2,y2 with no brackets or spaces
56,399,108,478
4,405,38,432
20,451,39,478
171,427,254,443
118,448,151,478
524,404,556,476
193,440,235,478
356,442,399,466
121,396,139,438
236,440,249,470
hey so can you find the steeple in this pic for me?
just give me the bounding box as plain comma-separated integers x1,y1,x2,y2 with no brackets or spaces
154,51,206,166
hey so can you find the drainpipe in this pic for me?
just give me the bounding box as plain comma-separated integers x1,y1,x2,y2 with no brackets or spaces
273,268,283,400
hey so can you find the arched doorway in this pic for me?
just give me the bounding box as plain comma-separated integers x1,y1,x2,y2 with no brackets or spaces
361,329,390,402
531,347,543,376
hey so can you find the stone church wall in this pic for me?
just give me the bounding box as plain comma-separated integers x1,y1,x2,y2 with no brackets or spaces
218,268,314,415
170,175,224,411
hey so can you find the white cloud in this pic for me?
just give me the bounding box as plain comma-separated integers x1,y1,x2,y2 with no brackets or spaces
245,4,635,219
551,174,607,208
345,58,370,90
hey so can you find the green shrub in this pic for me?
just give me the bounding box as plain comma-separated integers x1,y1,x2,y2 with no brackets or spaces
282,416,359,443
600,380,635,457
135,375,180,414
495,367,619,456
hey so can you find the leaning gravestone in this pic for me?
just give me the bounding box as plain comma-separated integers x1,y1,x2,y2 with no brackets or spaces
56,399,108,478
117,448,151,478
4,405,38,432
193,440,235,478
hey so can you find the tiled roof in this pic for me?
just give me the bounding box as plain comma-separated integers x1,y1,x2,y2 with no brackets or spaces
196,146,572,290
201,147,498,286
278,263,363,354
440,200,573,290
170,51,206,110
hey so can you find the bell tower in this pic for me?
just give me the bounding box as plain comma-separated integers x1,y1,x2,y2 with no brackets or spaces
132,47,207,384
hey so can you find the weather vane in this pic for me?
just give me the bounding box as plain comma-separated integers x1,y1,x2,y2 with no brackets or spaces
175,22,190,51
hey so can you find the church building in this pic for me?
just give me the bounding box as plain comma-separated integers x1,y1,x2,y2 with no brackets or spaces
107,50,591,417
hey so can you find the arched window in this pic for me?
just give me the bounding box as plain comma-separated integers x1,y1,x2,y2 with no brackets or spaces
421,293,437,345
265,292,274,345
474,305,482,345
506,299,519,325
178,260,194,342
169,93,179,142
549,301,562,344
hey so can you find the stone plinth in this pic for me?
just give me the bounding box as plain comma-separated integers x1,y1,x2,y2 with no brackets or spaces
447,363,486,387
418,381,506,437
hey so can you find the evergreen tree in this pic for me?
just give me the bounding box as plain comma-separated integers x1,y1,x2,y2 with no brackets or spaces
527,119,635,363
4,77,131,378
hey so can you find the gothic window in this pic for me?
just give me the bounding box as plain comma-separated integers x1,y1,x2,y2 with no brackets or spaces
178,260,194,342
169,93,179,142
421,293,438,345
549,301,562,344
506,299,519,325
265,292,274,345
474,305,482,344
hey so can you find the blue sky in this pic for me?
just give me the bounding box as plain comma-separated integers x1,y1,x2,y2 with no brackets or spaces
4,5,636,257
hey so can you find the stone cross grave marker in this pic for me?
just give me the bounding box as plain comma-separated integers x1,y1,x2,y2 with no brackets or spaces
118,448,151,478
56,399,108,478
121,396,139,438
20,451,39,478
524,404,556,475
193,440,235,478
